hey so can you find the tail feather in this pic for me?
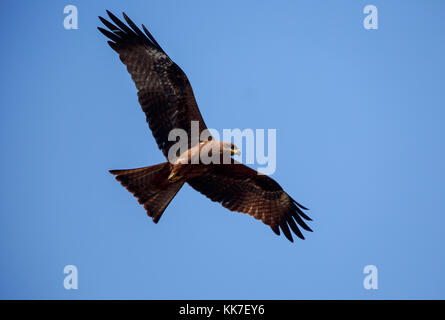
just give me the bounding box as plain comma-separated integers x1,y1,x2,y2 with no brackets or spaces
109,162,183,223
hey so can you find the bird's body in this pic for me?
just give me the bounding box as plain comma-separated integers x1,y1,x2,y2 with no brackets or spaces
167,140,237,182
99,11,312,242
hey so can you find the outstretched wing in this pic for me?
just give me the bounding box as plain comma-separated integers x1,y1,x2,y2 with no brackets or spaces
98,11,208,158
187,162,312,242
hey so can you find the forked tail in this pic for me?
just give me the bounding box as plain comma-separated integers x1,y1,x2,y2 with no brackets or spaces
109,162,183,223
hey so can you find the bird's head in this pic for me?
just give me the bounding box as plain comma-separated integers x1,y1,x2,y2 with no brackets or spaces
221,142,241,156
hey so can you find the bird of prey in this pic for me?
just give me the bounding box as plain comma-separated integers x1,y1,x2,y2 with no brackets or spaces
98,11,312,242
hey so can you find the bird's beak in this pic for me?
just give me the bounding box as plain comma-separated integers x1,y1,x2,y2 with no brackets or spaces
233,148,241,155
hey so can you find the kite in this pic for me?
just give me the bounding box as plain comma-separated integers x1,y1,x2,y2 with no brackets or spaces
98,11,312,242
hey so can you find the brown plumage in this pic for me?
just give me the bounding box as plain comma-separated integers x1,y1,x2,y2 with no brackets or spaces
99,11,312,242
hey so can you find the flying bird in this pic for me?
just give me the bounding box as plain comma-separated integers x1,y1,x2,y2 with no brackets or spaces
98,11,312,242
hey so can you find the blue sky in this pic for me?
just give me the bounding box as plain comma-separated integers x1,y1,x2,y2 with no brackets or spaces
1,0,444,299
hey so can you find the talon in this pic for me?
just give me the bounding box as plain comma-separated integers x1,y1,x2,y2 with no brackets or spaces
168,172,181,182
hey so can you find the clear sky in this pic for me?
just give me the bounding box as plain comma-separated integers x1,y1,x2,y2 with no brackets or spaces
1,0,444,299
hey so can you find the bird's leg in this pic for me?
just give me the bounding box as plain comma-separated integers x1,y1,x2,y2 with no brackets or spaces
167,171,182,182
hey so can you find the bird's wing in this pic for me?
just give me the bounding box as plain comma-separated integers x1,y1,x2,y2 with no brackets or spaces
187,161,312,242
98,11,208,158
